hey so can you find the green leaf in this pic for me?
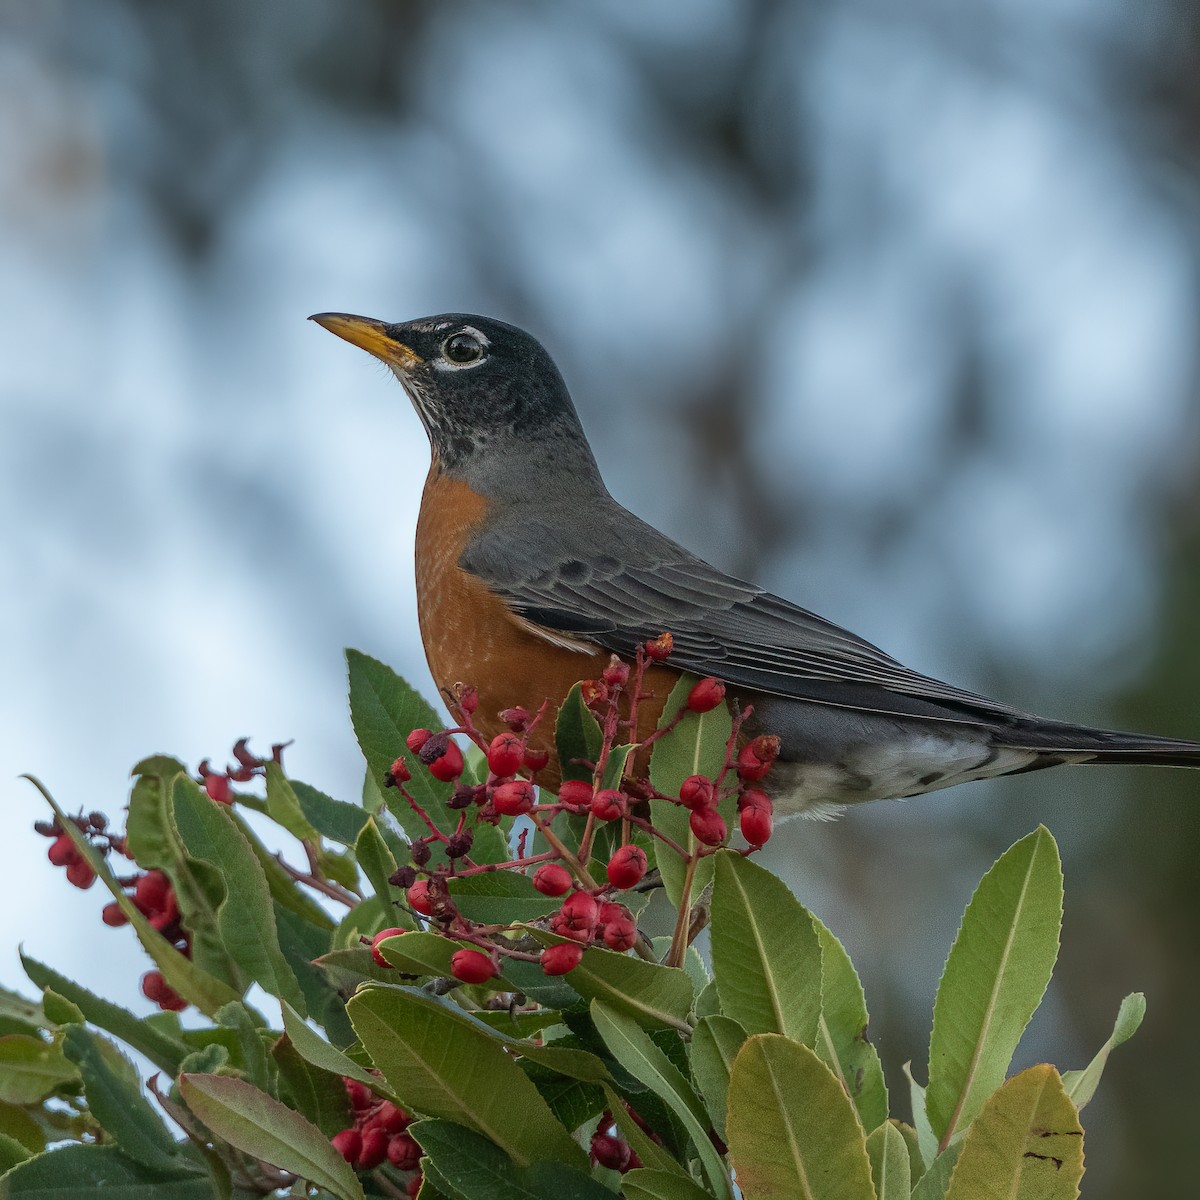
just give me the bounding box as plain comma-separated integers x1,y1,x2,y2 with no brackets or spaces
0,987,49,1037
171,774,307,1013
599,1082,690,1177
354,817,399,904
1061,992,1145,1110
944,1065,1083,1200
271,1033,353,1139
910,1144,962,1200
292,779,371,847
215,1003,272,1095
812,915,888,1131
648,674,733,906
271,905,352,1045
231,809,334,929
264,762,322,843
280,1001,398,1101
125,756,189,868
179,1073,365,1200
347,986,585,1169
0,1134,30,1175
592,1001,733,1200
60,1026,179,1172
890,1121,926,1191
866,1121,911,1200
0,1103,43,1155
689,1015,746,1142
727,1034,876,1200
0,1144,209,1198
555,683,603,782
903,1061,936,1173
40,990,83,1027
373,931,516,988
527,934,693,1031
448,872,558,924
0,1035,77,1105
524,1062,605,1133
413,1118,613,1200
926,826,1063,1144
601,743,638,790
622,1169,716,1200
346,649,454,842
710,852,822,1046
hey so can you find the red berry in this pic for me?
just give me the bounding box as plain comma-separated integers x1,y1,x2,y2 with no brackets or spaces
558,890,599,933
406,728,432,752
689,808,728,847
344,1078,374,1110
457,686,478,715
591,1132,633,1172
204,773,232,803
598,903,639,952
487,733,524,778
388,1132,422,1171
101,902,127,927
65,860,96,890
47,834,78,867
678,774,716,811
426,739,465,782
738,787,772,811
740,805,773,846
601,658,630,687
522,744,550,773
590,789,625,821
491,779,535,816
450,948,497,984
358,1127,389,1170
376,1101,411,1134
687,676,726,713
406,1175,423,1198
644,632,674,661
141,971,186,1011
557,779,594,813
371,927,407,968
533,863,572,897
606,845,648,890
736,735,781,781
134,870,171,915
541,942,585,975
331,1128,362,1164
389,756,411,784
407,880,435,916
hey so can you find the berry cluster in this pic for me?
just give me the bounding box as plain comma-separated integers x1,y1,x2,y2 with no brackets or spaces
36,812,120,891
331,1079,422,1191
198,737,290,805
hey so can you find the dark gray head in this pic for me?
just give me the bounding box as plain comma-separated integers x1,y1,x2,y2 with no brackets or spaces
310,311,603,492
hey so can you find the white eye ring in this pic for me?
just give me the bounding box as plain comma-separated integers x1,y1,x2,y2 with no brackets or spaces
436,327,490,370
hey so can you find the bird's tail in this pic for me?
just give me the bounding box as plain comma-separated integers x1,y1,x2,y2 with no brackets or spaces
1005,720,1200,768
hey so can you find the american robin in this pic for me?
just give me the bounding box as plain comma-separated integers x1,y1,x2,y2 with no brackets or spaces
311,310,1200,815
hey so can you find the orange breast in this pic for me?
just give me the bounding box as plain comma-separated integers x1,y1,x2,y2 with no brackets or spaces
414,469,673,785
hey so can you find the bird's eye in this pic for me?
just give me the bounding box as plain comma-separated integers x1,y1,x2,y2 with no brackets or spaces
442,332,484,364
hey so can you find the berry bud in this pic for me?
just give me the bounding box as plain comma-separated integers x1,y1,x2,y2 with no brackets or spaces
740,805,773,846
424,737,465,782
388,756,411,785
499,706,530,732
331,1128,362,1164
522,744,550,773
450,948,497,984
557,779,594,813
541,942,585,975
678,774,716,811
606,845,648,890
47,834,78,868
407,880,435,916
580,679,609,709
204,773,232,804
687,677,726,713
736,735,781,781
406,728,432,753
65,860,96,890
101,902,128,927
533,863,572,897
134,870,171,915
410,840,433,867
591,1132,633,1172
358,1127,389,1170
689,808,728,847
445,830,473,859
371,927,407,968
387,1132,422,1171
590,789,625,821
601,657,631,688
447,784,477,810
644,632,674,661
492,779,535,817
389,865,417,890
487,733,524,778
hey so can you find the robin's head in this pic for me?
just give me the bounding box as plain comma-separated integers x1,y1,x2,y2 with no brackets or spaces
310,311,600,484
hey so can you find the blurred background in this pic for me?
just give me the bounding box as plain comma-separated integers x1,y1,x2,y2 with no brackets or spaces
2,1,1198,1193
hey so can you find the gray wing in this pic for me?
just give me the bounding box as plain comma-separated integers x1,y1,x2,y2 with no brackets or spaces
462,500,1029,729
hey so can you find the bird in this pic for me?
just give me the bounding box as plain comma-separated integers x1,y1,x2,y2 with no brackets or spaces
311,310,1200,817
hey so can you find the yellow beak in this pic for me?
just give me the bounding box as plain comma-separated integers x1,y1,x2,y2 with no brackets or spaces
308,312,423,371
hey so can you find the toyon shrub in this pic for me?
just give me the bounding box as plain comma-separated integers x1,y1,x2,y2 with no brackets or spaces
5,646,1146,1198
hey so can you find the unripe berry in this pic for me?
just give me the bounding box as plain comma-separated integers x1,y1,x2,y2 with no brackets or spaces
558,890,599,933
450,948,497,984
557,779,594,813
388,756,411,785
736,735,781,781
101,902,128,927
689,808,728,847
388,1132,422,1171
606,845,648,890
522,744,550,773
644,632,674,661
590,789,625,821
371,927,407,968
492,779,535,817
134,870,171,915
407,880,435,916
47,834,78,868
358,1127,389,1170
740,805,773,846
406,728,432,752
486,733,524,778
541,942,585,975
601,658,630,688
532,863,572,897
65,860,96,890
425,738,465,782
591,1132,633,1172
687,677,726,713
678,774,716,811
331,1129,362,1164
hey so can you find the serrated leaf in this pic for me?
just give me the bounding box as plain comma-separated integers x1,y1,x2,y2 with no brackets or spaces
622,1169,716,1200
354,817,399,904
601,743,638,789
348,986,585,1169
231,809,334,929
522,1063,605,1136
292,779,371,847
280,1001,398,1102
710,852,822,1047
726,1034,876,1200
911,1144,962,1200
271,1033,353,1139
0,1134,30,1175
592,1001,733,1200
0,1143,210,1198
927,826,1063,1144
264,762,322,843
1061,992,1145,1110
944,1065,1083,1200
215,1002,272,1095
60,1026,179,1172
866,1121,911,1200
903,1061,936,1173
555,683,604,783
0,1036,77,1104
648,675,733,906
812,915,887,1130
448,873,558,923
0,1104,43,1155
689,1014,746,1143
180,1073,365,1200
